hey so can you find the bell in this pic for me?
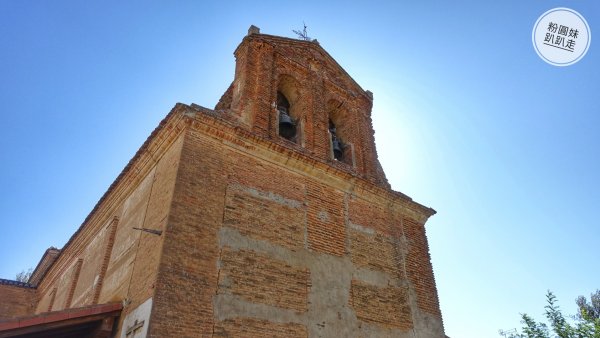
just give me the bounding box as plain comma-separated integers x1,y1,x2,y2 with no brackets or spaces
279,110,296,139
332,137,343,160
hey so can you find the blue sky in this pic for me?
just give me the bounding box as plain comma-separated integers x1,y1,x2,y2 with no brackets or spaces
0,1,598,337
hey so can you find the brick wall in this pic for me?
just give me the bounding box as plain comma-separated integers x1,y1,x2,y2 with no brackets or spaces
8,31,444,337
46,258,79,312
229,34,389,188
217,247,309,312
349,228,400,277
70,220,113,307
223,184,305,251
306,181,345,256
350,279,412,329
24,111,185,337
150,130,227,337
0,283,36,319
404,218,442,317
147,107,443,336
214,318,307,338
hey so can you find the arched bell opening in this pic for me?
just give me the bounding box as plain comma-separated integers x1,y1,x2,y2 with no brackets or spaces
277,91,296,141
329,119,344,161
327,99,354,166
276,75,303,144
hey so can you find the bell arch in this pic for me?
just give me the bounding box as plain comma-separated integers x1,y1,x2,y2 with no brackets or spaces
327,98,354,166
276,74,303,144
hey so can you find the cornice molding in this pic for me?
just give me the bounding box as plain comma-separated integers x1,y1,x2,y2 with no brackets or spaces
186,105,435,223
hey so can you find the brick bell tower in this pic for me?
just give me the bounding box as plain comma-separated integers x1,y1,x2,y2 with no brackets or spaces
0,26,445,338
171,25,444,337
215,25,389,188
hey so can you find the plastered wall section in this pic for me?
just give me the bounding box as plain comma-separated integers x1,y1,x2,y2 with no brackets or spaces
149,121,444,337
33,132,184,324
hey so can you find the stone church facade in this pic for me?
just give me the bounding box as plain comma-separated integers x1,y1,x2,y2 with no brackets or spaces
0,27,445,337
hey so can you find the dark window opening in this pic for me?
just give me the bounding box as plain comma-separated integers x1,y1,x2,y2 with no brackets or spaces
329,119,344,161
277,92,296,141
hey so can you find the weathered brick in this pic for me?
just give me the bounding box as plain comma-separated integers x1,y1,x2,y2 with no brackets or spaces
306,181,345,256
404,218,442,317
214,317,307,338
349,196,392,235
224,184,305,251
350,279,413,330
0,284,36,319
150,130,225,337
349,228,401,277
218,247,309,312
3,28,444,338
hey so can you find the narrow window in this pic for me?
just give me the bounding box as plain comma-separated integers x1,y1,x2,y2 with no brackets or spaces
277,91,296,141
